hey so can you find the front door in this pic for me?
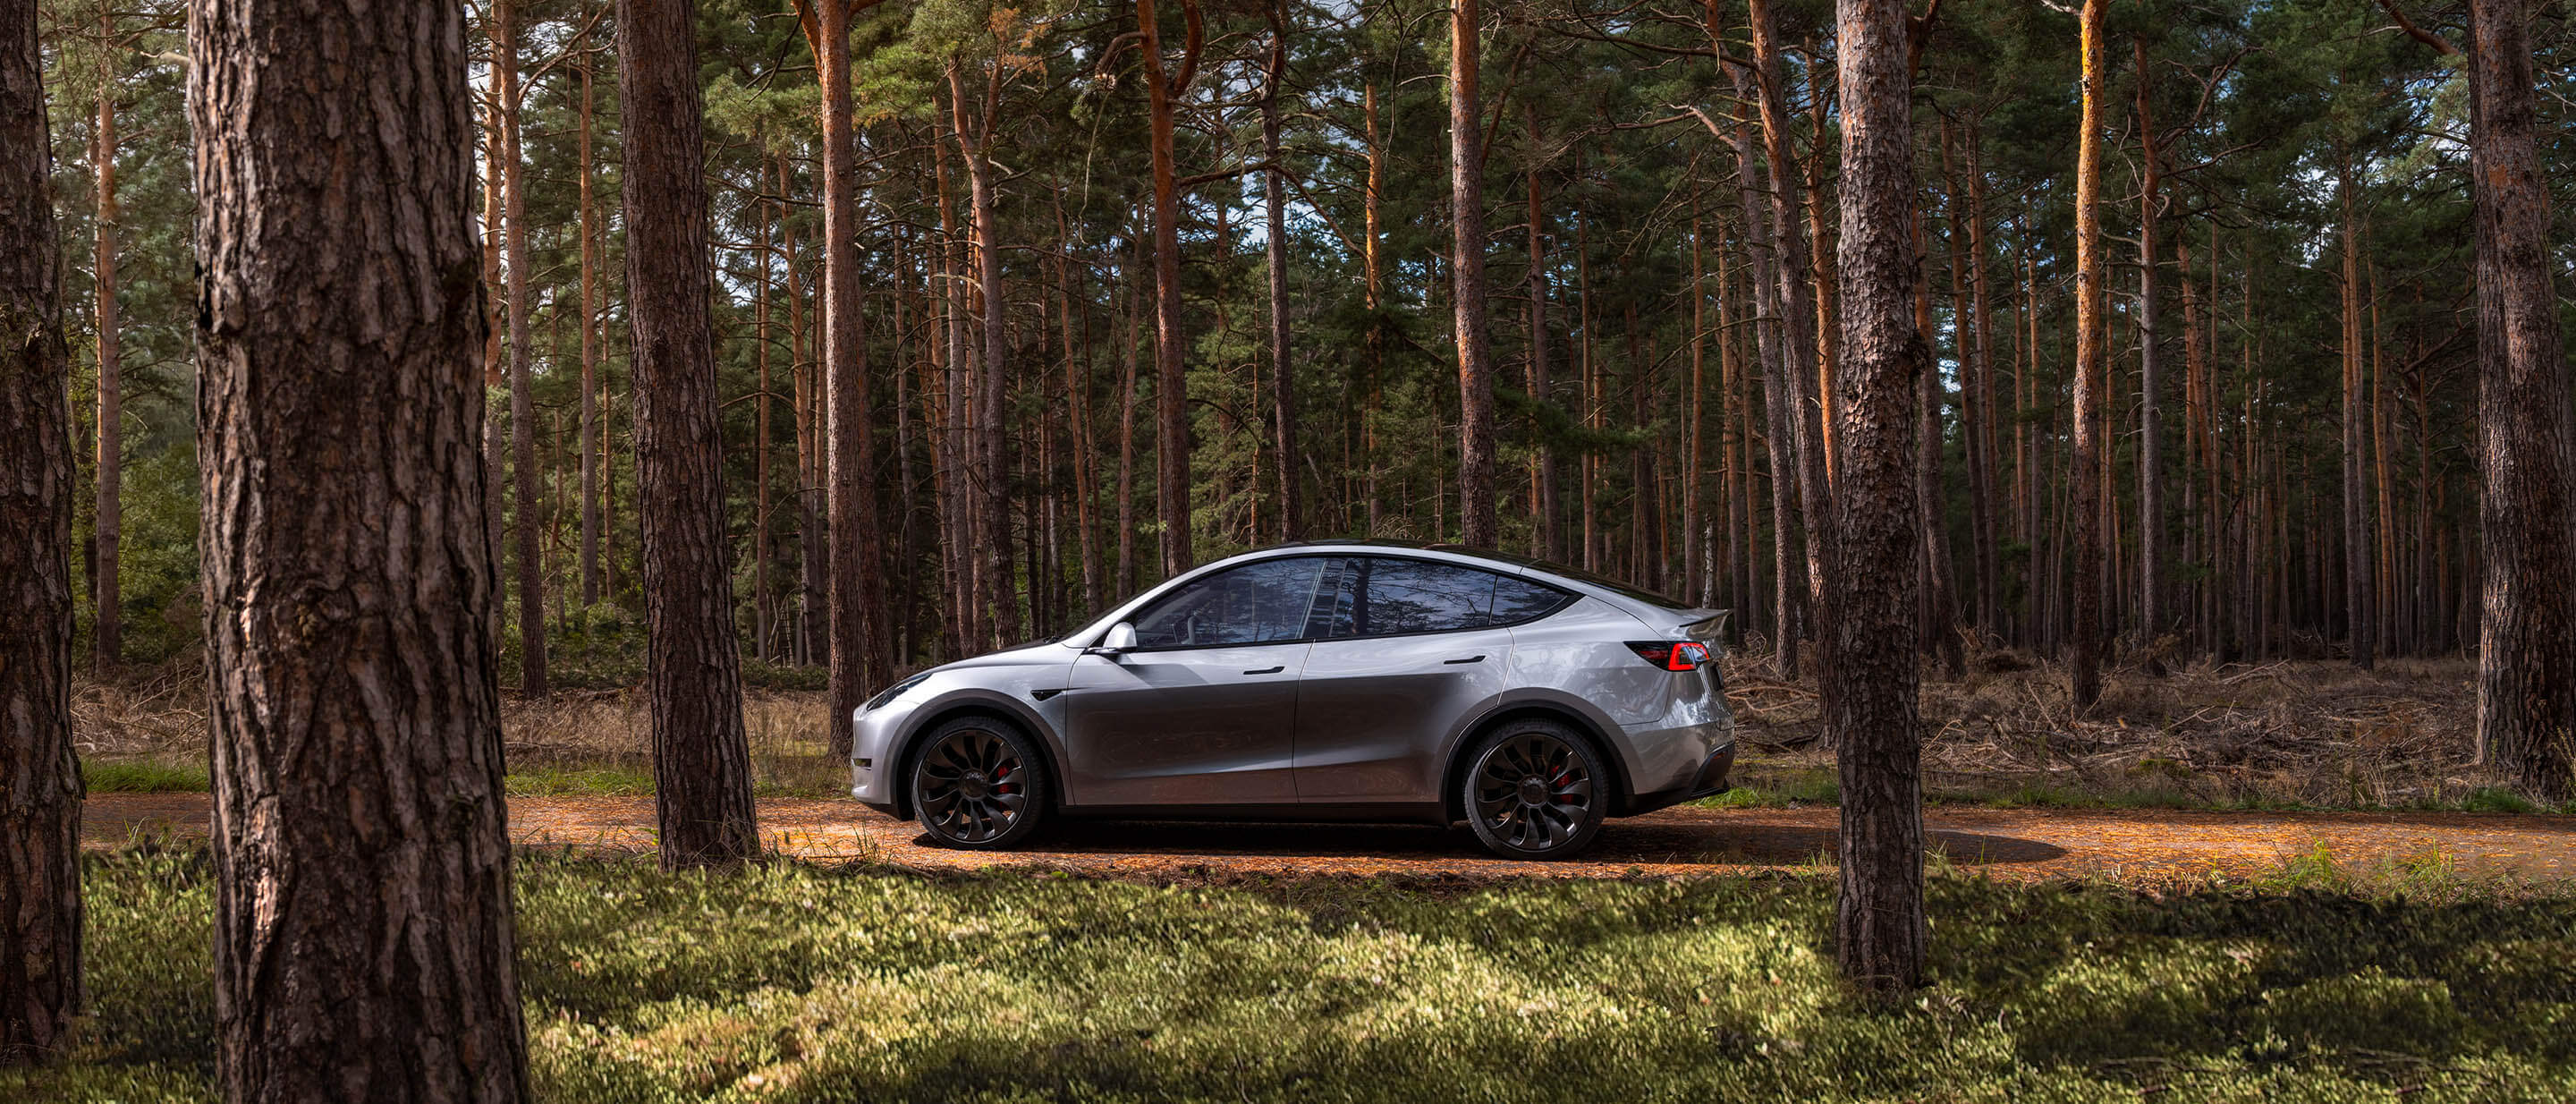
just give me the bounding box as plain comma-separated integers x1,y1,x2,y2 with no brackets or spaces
1060,556,1336,807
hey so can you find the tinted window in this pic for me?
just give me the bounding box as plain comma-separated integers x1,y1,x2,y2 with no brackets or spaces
1326,556,1527,638
1490,574,1576,623
1131,557,1332,648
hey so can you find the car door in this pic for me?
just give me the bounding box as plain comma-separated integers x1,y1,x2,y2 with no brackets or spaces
1060,556,1336,808
1291,556,1535,804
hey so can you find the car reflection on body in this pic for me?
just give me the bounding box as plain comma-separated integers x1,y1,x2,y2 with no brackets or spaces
847,540,1735,859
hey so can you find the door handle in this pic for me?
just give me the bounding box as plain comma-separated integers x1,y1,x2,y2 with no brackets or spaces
1443,654,1487,665
1242,665,1285,675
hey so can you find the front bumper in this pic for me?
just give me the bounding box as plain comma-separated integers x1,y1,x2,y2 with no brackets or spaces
845,699,917,813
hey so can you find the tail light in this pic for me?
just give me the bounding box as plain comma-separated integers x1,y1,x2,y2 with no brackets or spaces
1626,641,1712,671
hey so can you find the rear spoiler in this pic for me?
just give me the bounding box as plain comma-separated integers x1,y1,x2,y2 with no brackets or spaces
1676,609,1730,651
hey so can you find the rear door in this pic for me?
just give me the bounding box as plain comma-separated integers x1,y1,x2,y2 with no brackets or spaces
1061,556,1335,807
1291,557,1572,803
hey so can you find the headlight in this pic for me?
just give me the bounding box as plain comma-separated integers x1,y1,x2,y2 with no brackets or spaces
863,672,931,713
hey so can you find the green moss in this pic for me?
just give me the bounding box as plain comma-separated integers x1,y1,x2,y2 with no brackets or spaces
15,849,2576,1102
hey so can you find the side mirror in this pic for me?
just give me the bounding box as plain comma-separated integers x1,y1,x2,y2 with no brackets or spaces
1093,622,1139,656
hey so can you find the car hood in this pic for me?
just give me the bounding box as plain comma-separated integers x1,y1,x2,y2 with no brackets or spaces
924,638,1076,676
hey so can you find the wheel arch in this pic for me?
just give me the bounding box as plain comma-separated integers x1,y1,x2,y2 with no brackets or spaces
1439,702,1636,824
887,697,1065,820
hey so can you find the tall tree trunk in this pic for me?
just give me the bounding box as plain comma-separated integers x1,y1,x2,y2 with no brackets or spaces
0,0,82,1059
1449,0,1496,548
89,10,119,673
2133,38,2167,658
1362,77,1385,537
932,133,977,649
812,1,887,754
1264,0,1298,542
1829,0,1925,995
618,0,761,865
1688,211,1707,605
479,60,506,648
1711,97,1802,679
1741,0,1832,658
496,0,547,695
782,155,828,664
2340,159,2374,670
754,154,775,658
1525,103,1556,560
2465,0,2574,798
1117,234,1141,594
2068,0,2107,710
1912,201,1962,678
1139,0,1199,578
948,57,1017,648
189,0,528,1093
579,61,602,607
1962,122,2000,641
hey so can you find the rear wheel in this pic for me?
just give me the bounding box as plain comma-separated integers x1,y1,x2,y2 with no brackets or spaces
1462,719,1607,859
908,717,1048,849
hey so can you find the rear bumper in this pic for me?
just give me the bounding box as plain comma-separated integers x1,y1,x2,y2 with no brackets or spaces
1626,741,1736,816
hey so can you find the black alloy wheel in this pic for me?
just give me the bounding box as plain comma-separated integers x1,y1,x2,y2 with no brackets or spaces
1462,720,1606,858
910,718,1047,849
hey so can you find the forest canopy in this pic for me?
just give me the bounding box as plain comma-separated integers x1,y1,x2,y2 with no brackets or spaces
32,0,2574,679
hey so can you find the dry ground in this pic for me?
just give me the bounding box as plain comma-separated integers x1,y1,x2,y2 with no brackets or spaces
72,651,2542,812
81,793,2576,886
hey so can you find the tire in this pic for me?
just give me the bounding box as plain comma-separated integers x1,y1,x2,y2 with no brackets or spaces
907,716,1049,850
1461,719,1608,859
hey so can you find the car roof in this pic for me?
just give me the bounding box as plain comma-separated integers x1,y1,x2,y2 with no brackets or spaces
1229,540,1703,615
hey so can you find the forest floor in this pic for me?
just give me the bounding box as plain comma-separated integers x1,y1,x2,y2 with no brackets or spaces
72,653,2564,813
48,657,2576,1103
80,792,2576,885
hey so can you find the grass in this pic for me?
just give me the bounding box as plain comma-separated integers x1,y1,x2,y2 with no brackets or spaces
14,847,2576,1102
81,760,211,794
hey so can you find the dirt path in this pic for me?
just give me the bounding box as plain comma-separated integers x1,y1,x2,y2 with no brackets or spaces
81,793,2576,883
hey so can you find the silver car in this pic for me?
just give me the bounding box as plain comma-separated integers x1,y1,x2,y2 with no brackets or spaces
847,541,1735,859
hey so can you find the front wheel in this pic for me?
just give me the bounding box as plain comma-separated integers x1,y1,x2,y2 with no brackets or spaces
1461,720,1607,859
908,717,1049,849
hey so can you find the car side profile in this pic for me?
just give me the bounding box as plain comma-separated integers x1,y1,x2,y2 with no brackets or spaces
847,540,1735,859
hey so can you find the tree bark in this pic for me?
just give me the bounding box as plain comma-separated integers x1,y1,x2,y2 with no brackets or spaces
1732,111,1803,678
579,60,602,607
1742,0,1832,662
1830,0,1925,995
812,0,887,753
1525,103,1556,561
1962,122,2001,640
89,6,120,672
2068,0,2108,710
1449,0,1496,548
617,0,761,865
2134,38,2167,658
2467,0,2573,799
2340,159,2374,670
0,0,82,1060
1912,200,1962,678
1265,0,1299,542
189,0,528,1093
947,57,1017,648
755,156,775,658
1139,0,1199,578
496,0,547,695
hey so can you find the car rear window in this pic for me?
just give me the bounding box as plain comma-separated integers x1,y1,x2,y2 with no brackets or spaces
1321,556,1573,638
